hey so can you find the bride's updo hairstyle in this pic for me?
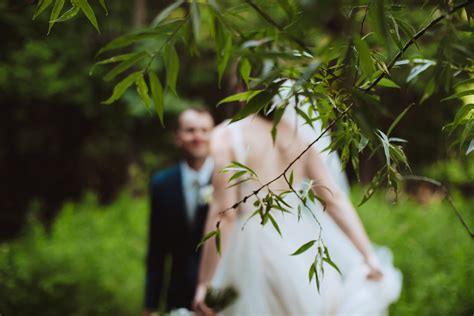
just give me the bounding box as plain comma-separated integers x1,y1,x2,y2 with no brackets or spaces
220,62,282,123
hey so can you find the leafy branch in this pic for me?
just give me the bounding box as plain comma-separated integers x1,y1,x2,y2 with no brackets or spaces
243,0,311,54
218,105,353,217
214,0,474,236
363,0,474,91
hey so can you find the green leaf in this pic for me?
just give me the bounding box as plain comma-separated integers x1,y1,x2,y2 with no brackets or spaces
308,263,316,283
368,0,389,51
441,90,474,102
273,194,293,209
48,0,65,34
102,71,142,105
230,84,281,123
354,34,375,78
390,145,409,169
217,90,263,106
76,0,100,33
467,139,474,156
98,0,108,15
217,34,232,87
33,0,53,20
307,190,316,204
394,17,419,50
103,52,148,82
97,31,165,56
314,264,321,291
295,62,321,88
377,78,400,88
240,58,251,88
226,161,257,177
136,74,151,110
288,170,294,187
453,104,474,129
151,0,184,27
323,257,342,275
376,130,391,167
228,170,247,182
190,0,201,41
51,5,80,23
90,52,140,75
163,44,180,96
323,247,341,275
291,240,316,256
268,213,282,237
276,0,295,19
358,168,384,206
454,78,474,88
149,71,165,126
420,78,435,103
387,103,414,136
389,15,403,50
225,177,253,189
406,61,434,82
196,230,218,250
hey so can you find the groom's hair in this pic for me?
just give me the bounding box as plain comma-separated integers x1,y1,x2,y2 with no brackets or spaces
173,106,213,131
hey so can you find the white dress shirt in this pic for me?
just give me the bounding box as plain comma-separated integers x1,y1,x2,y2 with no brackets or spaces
180,157,214,223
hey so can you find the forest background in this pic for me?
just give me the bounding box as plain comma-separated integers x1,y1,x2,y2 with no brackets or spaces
0,0,473,315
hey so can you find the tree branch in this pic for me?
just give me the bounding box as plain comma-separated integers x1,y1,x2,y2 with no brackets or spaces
244,0,312,54
219,104,354,216
403,175,474,239
215,0,474,238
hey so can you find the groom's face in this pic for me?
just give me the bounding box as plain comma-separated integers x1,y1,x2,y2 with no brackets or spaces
175,109,214,160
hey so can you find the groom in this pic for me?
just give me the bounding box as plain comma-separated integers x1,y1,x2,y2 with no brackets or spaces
144,107,215,315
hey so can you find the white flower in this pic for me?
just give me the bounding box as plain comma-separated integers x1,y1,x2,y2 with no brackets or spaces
199,184,214,205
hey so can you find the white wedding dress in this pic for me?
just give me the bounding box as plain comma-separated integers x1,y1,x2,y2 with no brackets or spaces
210,106,402,315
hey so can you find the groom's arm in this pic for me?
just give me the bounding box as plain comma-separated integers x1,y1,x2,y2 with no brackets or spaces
144,173,166,312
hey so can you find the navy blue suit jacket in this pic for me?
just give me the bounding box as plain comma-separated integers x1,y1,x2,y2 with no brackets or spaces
144,164,210,311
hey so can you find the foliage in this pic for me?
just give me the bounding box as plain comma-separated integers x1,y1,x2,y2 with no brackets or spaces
0,188,473,315
29,0,474,288
355,187,474,315
0,1,193,238
33,0,474,201
0,192,147,315
422,156,474,186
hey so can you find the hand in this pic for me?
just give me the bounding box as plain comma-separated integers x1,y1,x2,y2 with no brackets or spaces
364,254,384,281
193,284,215,316
143,309,156,316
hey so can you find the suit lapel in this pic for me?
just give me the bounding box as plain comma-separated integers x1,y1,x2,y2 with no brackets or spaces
173,165,191,230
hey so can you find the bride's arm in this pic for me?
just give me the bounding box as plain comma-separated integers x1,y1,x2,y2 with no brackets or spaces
305,148,382,278
194,129,239,313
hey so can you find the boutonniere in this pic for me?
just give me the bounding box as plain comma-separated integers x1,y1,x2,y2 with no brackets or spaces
199,184,214,205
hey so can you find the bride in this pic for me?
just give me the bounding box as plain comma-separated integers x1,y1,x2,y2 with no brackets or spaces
193,91,402,315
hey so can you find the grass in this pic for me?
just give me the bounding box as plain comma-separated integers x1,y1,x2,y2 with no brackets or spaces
0,188,472,315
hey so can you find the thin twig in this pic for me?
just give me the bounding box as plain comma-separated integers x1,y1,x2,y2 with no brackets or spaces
216,0,474,237
360,6,368,36
403,175,474,239
244,0,312,54
219,104,354,215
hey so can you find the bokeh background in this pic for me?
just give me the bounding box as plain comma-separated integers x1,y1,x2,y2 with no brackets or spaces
0,1,473,315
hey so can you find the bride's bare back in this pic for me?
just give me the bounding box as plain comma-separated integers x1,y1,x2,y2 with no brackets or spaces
214,115,308,190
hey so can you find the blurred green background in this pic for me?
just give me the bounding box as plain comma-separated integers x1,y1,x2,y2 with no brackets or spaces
0,0,473,315
0,189,472,315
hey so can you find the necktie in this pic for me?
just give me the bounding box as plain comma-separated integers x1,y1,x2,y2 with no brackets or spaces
190,178,200,224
